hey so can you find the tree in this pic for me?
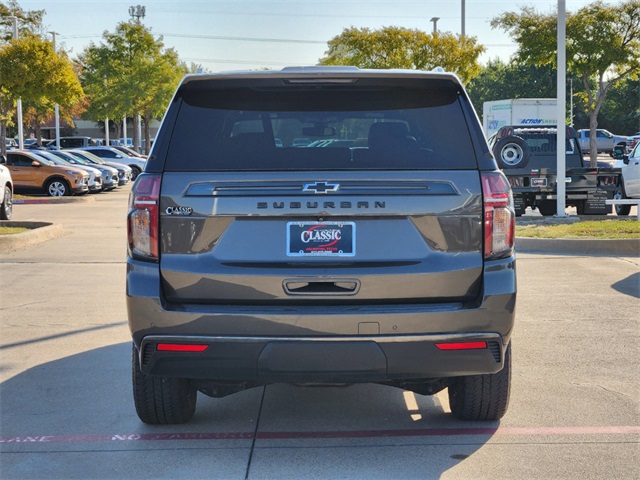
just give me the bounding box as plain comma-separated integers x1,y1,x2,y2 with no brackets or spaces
319,26,485,83
0,1,45,43
492,0,640,166
597,77,640,134
0,36,83,154
79,22,185,153
466,59,558,115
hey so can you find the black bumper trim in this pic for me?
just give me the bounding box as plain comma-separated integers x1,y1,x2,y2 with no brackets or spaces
138,333,505,383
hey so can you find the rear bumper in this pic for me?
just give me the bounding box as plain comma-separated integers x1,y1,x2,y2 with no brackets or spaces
137,333,505,382
127,254,516,383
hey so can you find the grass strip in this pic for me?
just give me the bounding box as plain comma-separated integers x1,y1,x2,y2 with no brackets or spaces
516,220,640,239
0,226,30,235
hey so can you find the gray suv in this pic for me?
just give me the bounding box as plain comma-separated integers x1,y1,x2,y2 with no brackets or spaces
127,67,516,424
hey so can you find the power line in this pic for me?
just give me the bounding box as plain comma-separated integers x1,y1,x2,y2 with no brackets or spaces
160,33,326,44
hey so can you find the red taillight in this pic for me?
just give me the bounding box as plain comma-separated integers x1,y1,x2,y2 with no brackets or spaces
436,341,487,350
157,343,209,352
482,172,515,259
127,173,161,260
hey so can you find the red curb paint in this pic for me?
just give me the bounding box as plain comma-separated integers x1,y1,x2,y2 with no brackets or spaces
1,426,638,445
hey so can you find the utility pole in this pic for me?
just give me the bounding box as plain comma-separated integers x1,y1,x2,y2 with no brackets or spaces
430,17,440,34
461,0,466,36
9,16,24,150
49,31,61,149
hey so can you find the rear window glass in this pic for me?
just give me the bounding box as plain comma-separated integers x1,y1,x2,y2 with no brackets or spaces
513,131,577,154
165,79,478,171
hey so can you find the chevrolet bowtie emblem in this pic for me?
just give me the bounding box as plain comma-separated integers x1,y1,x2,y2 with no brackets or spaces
302,182,340,194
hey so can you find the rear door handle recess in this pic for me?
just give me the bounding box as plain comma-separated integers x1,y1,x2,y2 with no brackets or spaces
283,278,360,296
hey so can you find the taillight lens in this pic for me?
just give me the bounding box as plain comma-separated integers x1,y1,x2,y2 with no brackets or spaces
127,173,161,260
482,172,515,259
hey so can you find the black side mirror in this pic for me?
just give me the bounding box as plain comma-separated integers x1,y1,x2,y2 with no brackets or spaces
612,145,626,159
0,154,6,164
623,155,630,165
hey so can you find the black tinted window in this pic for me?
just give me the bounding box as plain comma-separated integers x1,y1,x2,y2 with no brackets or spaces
165,80,477,171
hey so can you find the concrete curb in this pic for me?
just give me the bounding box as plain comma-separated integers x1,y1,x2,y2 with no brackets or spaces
13,196,96,205
0,221,65,253
516,236,640,256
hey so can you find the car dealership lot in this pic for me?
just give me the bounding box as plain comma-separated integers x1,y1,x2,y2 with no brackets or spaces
1,187,638,479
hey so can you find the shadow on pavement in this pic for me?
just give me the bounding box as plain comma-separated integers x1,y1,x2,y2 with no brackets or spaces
0,343,497,479
611,272,640,299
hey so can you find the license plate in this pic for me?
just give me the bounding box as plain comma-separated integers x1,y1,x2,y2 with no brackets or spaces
531,178,547,187
287,222,355,257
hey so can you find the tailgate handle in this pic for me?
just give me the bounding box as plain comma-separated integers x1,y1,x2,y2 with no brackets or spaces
283,278,360,296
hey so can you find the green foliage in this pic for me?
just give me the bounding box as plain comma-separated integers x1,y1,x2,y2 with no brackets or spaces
587,77,640,134
79,22,185,151
466,59,557,114
0,0,45,44
0,35,83,151
319,26,485,83
492,0,640,165
0,36,83,108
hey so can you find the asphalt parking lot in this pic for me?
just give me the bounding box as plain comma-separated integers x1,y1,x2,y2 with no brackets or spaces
1,186,638,479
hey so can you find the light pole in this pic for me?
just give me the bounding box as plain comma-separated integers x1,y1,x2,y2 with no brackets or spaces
9,16,24,150
430,17,440,34
461,0,465,36
49,31,61,149
556,0,567,217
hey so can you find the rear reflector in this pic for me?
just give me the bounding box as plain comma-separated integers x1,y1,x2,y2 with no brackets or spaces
157,343,209,352
435,341,487,350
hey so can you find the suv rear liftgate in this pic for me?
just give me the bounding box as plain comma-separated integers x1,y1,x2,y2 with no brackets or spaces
127,67,516,424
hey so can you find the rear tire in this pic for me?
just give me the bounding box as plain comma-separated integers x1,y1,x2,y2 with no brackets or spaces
536,200,556,216
130,166,141,181
614,184,631,216
448,343,511,421
132,344,197,424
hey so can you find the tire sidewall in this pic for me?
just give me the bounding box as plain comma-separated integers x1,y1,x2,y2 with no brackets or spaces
614,182,631,216
493,135,530,169
1,185,11,220
47,178,69,197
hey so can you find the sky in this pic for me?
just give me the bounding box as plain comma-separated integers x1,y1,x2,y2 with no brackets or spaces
19,0,602,72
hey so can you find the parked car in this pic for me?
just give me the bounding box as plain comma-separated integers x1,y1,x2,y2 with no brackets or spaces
127,66,516,425
50,150,118,191
0,154,13,220
5,150,89,196
59,136,101,149
112,145,147,159
576,129,628,156
627,132,640,152
612,143,640,216
32,150,103,193
68,149,131,186
79,146,146,180
5,139,18,151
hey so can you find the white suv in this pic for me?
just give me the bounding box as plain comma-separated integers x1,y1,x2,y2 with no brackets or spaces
0,154,14,220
